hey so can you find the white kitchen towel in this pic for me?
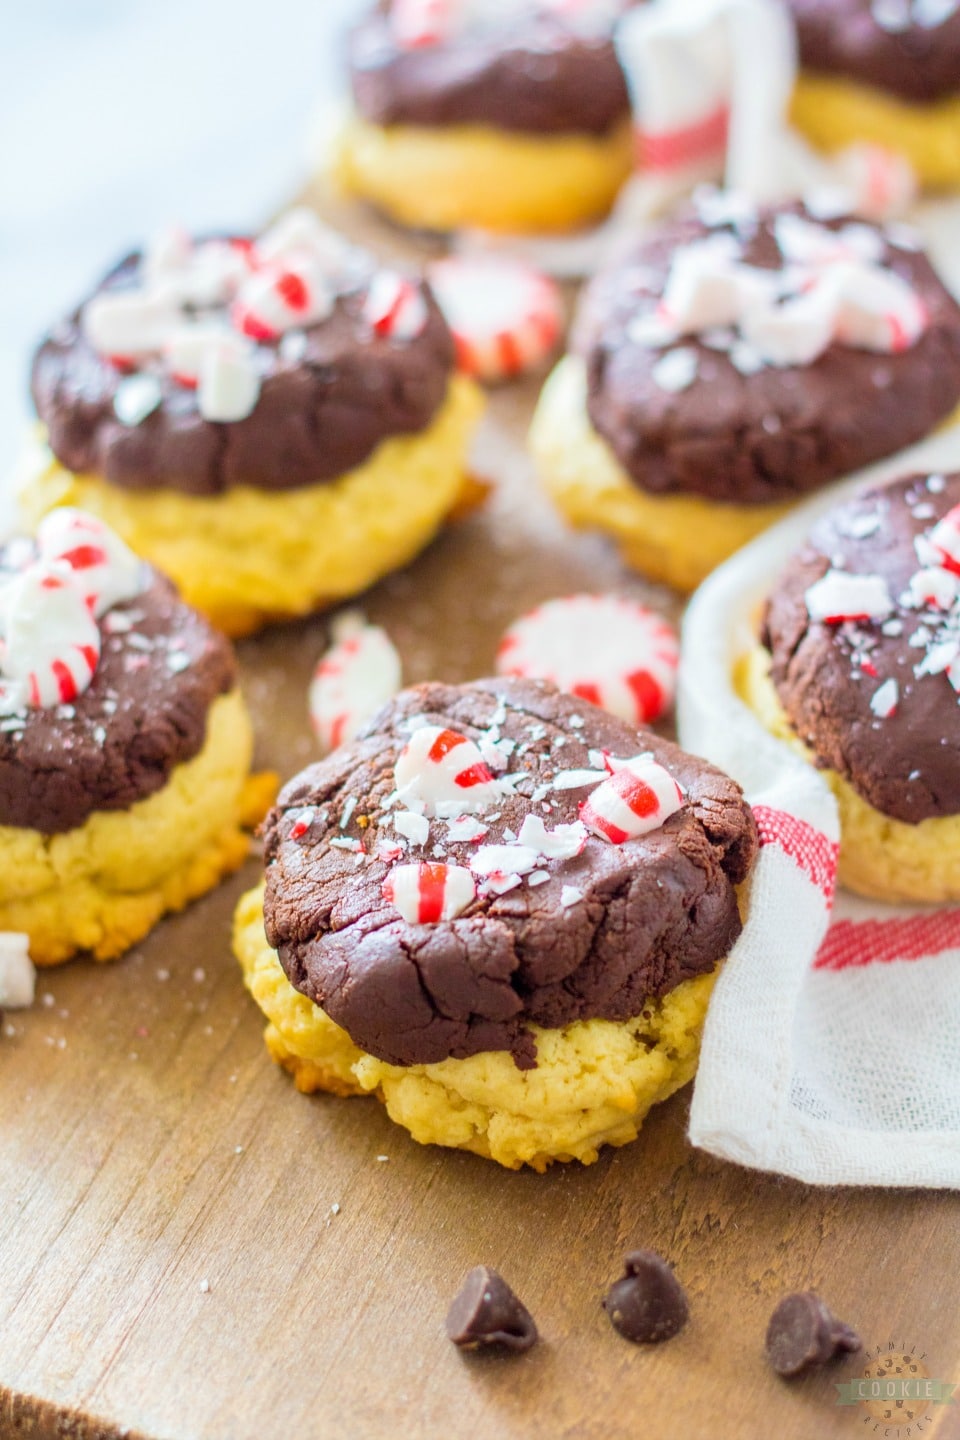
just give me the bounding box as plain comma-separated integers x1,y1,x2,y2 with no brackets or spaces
679,426,960,1188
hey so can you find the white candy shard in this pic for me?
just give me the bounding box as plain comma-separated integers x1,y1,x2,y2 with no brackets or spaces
470,844,541,878
383,862,476,924
393,810,430,847
805,570,894,625
255,208,354,274
394,726,501,816
196,333,261,422
869,678,899,718
651,347,699,392
309,613,402,752
516,813,588,860
497,594,679,726
0,933,35,1009
907,567,959,610
579,755,684,845
83,288,180,361
113,374,163,427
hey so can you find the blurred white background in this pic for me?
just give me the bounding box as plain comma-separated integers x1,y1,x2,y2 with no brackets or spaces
0,0,360,487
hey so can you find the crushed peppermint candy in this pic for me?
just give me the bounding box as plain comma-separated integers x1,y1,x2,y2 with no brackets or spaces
805,570,894,625
580,756,684,845
496,594,678,725
869,678,899,718
394,726,502,816
309,611,403,752
79,209,415,428
383,862,476,924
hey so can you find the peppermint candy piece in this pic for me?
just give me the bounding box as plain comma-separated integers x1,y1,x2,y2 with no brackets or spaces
196,333,261,423
869,678,899,718
927,505,960,576
0,933,35,1009
496,595,679,725
391,0,454,47
426,257,563,382
394,726,501,815
829,263,928,354
82,287,180,363
37,509,146,618
309,613,402,752
1,561,101,708
363,272,429,343
907,566,959,610
232,256,335,341
834,143,917,223
579,756,684,844
805,570,894,625
254,208,354,274
383,862,476,924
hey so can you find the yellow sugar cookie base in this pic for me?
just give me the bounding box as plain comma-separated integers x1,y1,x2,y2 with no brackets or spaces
234,884,716,1171
333,114,634,234
791,73,960,190
738,644,960,902
529,357,793,593
2,691,275,966
18,376,484,639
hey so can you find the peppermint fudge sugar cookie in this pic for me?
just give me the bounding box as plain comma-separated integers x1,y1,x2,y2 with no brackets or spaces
741,471,960,902
24,208,483,638
234,677,757,1169
530,192,960,592
788,0,960,189
335,0,637,235
0,509,272,965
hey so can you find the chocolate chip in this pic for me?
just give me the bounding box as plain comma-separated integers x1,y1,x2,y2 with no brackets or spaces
602,1250,689,1344
765,1292,861,1377
445,1267,538,1353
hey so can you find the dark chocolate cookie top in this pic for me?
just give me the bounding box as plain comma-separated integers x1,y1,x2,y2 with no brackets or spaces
31,213,455,497
0,536,237,835
262,677,756,1069
348,1,634,137
762,471,960,823
787,0,960,104
577,195,960,505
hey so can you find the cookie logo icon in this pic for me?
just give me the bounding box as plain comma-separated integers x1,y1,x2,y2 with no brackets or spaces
836,1343,957,1432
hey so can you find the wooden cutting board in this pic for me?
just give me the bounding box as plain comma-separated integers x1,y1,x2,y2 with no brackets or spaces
3,189,960,1440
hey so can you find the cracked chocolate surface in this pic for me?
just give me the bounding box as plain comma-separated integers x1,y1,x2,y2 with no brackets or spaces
577,202,960,505
348,3,633,137
762,471,960,823
262,678,757,1069
788,0,960,104
30,249,455,496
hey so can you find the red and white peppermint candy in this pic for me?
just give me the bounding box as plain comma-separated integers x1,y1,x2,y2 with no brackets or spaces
834,143,917,224
829,263,927,354
196,332,262,423
363,272,429,343
426,257,563,382
309,614,403,752
496,594,679,725
394,726,500,815
907,566,959,610
773,213,885,268
805,569,894,625
659,236,774,335
1,561,101,708
391,0,454,47
232,255,334,342
579,755,684,844
383,862,476,923
36,508,146,618
927,505,960,576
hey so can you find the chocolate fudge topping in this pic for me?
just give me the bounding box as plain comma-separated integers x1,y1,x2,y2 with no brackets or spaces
446,1267,538,1352
0,553,236,834
762,472,960,823
788,0,960,105
262,677,757,1069
765,1292,861,1378
31,249,455,497
348,3,633,137
602,1250,689,1344
578,202,960,505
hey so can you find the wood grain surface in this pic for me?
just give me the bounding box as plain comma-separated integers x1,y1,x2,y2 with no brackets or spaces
3,183,960,1440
